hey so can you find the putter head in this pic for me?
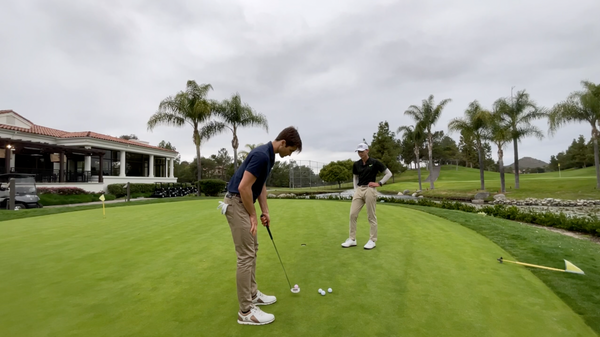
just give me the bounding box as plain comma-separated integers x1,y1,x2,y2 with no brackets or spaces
497,257,503,263
291,287,300,293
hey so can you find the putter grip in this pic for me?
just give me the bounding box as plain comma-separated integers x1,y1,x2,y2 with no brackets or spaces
260,214,273,240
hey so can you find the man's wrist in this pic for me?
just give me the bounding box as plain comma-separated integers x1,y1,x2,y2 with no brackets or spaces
379,181,383,186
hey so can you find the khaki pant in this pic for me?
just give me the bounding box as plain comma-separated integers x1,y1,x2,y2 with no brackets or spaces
223,195,258,312
349,186,378,242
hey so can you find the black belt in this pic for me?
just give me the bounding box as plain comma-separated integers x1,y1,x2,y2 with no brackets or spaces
226,192,241,198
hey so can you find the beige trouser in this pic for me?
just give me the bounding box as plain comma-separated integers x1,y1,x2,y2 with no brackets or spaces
349,186,378,242
223,195,258,312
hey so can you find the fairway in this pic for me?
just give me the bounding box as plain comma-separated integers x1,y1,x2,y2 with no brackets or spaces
0,200,595,336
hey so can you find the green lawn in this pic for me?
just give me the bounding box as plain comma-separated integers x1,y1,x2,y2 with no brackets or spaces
1,199,597,336
379,165,600,200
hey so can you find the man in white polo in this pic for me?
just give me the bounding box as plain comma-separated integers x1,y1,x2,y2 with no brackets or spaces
341,142,392,250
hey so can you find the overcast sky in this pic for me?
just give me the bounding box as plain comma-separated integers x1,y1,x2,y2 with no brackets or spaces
1,0,599,167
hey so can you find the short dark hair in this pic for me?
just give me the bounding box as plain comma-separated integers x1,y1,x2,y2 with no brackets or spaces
275,126,302,153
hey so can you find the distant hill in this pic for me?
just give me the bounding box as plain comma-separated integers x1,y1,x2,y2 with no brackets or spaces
505,157,549,169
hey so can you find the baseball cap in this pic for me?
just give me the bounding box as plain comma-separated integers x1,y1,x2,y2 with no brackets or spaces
355,143,369,152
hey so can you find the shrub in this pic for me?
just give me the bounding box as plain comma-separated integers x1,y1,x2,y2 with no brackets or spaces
107,183,156,197
37,187,93,196
198,179,227,197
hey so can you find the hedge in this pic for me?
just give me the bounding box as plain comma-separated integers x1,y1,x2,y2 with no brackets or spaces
198,179,227,197
107,183,156,198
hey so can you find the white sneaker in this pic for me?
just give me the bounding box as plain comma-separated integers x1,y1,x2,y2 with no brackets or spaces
252,290,277,306
238,305,275,325
341,238,357,248
364,240,376,250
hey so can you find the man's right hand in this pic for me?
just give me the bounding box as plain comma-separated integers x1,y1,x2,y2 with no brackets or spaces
249,215,258,236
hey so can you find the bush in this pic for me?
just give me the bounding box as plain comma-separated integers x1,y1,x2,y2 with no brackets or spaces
37,187,91,195
107,183,155,198
198,179,227,197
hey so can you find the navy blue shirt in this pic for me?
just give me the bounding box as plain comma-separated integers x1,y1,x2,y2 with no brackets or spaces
228,142,275,203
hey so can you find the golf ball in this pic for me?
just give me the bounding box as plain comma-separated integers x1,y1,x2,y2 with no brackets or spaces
328,288,332,293
294,284,299,289
318,288,323,293
320,291,326,296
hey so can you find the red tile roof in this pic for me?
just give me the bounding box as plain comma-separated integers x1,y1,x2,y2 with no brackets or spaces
0,110,177,153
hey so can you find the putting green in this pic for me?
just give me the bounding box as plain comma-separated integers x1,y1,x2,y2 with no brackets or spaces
0,199,595,336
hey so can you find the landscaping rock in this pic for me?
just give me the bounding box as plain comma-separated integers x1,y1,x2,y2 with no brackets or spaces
403,189,410,195
493,194,506,200
397,192,404,196
472,199,485,204
474,192,490,200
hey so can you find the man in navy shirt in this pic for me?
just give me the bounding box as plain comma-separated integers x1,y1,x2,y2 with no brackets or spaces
341,142,392,250
222,126,302,325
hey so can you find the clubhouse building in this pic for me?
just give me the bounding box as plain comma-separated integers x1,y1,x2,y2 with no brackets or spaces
0,110,178,192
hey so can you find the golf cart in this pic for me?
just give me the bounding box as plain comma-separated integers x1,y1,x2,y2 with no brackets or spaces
0,173,43,210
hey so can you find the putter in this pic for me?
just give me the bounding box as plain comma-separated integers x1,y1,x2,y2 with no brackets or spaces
261,214,294,291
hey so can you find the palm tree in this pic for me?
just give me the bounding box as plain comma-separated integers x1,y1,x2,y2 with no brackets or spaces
495,90,545,189
207,93,269,172
147,80,216,185
238,143,264,162
397,123,426,191
549,80,600,189
448,101,490,190
487,103,513,193
404,94,452,189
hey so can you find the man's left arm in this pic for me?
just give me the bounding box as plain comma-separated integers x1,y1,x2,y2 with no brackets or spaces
257,184,270,226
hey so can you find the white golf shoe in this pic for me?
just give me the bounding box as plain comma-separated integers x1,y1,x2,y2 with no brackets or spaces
238,305,275,325
341,238,357,248
364,240,376,250
252,290,277,306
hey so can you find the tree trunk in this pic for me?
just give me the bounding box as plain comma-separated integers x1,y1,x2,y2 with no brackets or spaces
194,129,202,196
428,133,434,189
513,138,520,189
415,145,422,191
594,130,600,190
498,145,505,193
232,126,239,172
477,143,485,190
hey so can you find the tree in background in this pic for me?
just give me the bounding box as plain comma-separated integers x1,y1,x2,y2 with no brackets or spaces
119,134,138,140
458,130,478,168
549,80,600,189
147,80,217,191
370,121,403,182
208,93,269,172
404,95,452,189
448,100,490,190
397,123,426,191
433,134,459,166
319,160,353,188
496,89,546,189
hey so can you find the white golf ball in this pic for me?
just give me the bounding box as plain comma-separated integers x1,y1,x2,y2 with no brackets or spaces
318,288,323,293
294,284,299,289
320,291,326,296
328,288,332,293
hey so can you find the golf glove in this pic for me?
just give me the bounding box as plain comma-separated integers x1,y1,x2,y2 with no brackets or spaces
217,201,229,215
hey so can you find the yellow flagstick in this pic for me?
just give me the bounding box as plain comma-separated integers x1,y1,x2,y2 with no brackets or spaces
498,257,584,275
99,194,106,218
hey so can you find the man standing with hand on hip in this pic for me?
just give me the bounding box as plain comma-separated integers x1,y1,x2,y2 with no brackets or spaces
341,142,392,250
221,126,302,325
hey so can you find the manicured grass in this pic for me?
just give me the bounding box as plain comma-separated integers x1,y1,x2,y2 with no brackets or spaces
0,199,596,336
396,203,600,334
379,165,600,200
